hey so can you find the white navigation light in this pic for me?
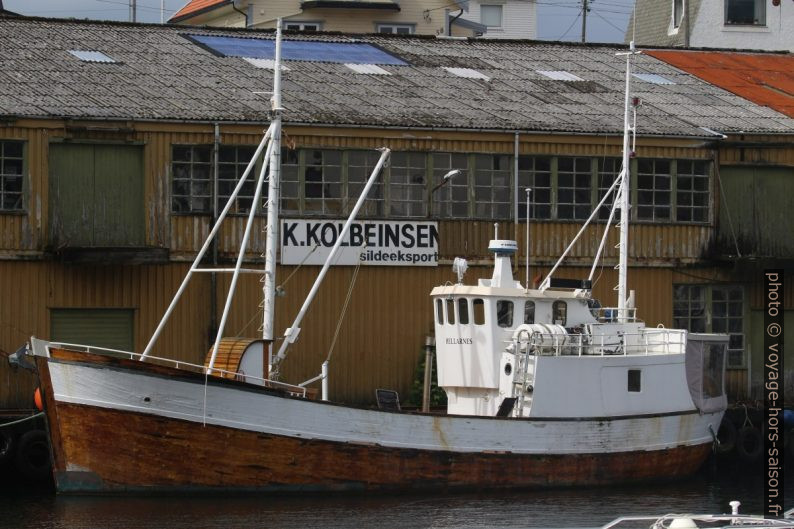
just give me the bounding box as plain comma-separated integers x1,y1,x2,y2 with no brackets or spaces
452,257,468,284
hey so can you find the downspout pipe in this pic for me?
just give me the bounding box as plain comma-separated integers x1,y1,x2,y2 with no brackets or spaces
448,9,463,36
232,0,248,27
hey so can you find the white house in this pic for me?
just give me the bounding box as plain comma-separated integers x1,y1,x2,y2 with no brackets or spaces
457,0,536,39
627,0,794,51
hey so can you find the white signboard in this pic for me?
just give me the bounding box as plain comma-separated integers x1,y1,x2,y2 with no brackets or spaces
280,219,439,266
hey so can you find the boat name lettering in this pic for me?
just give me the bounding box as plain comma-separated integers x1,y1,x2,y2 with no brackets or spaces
446,338,473,344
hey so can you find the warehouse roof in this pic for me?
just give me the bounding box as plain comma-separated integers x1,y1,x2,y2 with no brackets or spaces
1,16,793,138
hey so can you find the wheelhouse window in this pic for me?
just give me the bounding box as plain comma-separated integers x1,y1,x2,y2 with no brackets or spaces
473,299,485,325
524,301,535,324
172,145,212,213
458,298,469,324
496,300,514,328
725,0,765,25
436,299,444,324
552,300,567,326
557,157,592,220
0,140,24,211
474,154,510,220
377,23,414,34
446,298,456,325
217,145,259,214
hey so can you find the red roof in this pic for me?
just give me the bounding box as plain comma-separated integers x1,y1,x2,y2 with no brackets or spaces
170,0,229,22
646,50,794,118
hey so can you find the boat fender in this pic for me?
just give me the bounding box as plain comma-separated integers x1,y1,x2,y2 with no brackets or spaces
34,387,43,412
715,419,736,454
15,429,51,482
735,426,762,462
0,430,14,465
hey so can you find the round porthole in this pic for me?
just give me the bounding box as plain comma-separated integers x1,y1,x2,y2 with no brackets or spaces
504,363,512,376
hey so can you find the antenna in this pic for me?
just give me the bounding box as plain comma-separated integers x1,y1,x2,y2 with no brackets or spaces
525,188,531,290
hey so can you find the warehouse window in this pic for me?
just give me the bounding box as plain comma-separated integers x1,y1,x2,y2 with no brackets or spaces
348,150,385,217
217,145,260,214
596,158,621,220
304,149,342,216
172,145,212,213
673,284,745,368
431,153,469,218
281,148,300,215
636,159,671,222
0,140,24,211
389,152,426,217
557,157,592,220
725,0,765,25
474,154,511,219
517,156,551,220
676,160,709,223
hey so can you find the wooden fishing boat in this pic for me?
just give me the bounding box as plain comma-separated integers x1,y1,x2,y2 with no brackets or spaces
24,31,728,494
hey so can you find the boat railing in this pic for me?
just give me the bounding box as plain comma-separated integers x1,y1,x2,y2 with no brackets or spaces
595,307,638,323
509,328,686,357
42,341,309,397
602,513,794,529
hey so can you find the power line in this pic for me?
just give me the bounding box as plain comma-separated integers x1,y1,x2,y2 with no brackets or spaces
557,10,582,40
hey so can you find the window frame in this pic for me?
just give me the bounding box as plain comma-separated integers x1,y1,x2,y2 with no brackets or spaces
0,139,25,213
376,23,415,34
171,144,213,214
672,0,684,28
217,144,262,215
284,21,322,31
724,0,766,26
481,4,504,27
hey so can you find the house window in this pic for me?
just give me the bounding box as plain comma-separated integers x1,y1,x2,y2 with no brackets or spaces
725,0,765,25
474,154,510,219
673,284,745,368
673,0,684,28
172,145,212,213
377,23,414,34
348,150,385,217
481,5,503,27
431,153,469,218
389,152,427,217
676,160,709,223
557,157,592,220
304,149,342,216
517,156,551,220
636,159,671,222
284,22,320,31
0,140,24,211
217,145,259,214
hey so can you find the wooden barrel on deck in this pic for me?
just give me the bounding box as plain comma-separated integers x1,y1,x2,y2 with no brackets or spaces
203,338,267,383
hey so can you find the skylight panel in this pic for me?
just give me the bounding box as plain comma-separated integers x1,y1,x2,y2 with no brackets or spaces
69,50,116,63
345,63,391,75
244,58,291,71
633,73,675,85
187,35,407,65
443,67,490,81
536,70,583,81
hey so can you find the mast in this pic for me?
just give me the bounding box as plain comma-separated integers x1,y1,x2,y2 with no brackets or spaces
263,19,283,357
617,41,636,322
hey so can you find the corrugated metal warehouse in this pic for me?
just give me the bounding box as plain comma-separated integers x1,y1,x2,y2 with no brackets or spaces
0,15,792,407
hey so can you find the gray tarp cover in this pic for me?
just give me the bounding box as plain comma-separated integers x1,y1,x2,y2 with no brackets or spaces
685,334,728,413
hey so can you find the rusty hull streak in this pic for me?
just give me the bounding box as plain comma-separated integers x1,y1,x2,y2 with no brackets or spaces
46,400,711,493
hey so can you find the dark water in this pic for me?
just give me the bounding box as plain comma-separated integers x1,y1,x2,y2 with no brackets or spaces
1,463,792,529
